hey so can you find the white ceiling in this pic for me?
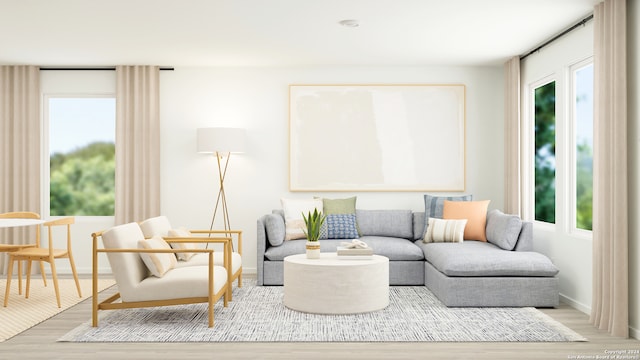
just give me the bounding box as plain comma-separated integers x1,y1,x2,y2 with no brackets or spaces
0,0,599,67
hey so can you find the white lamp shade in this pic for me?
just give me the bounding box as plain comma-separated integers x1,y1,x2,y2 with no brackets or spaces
197,127,246,154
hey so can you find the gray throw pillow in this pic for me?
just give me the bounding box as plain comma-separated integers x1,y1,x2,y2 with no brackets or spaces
264,213,286,247
485,209,523,250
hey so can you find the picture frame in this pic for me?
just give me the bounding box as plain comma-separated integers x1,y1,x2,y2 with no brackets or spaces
289,84,466,192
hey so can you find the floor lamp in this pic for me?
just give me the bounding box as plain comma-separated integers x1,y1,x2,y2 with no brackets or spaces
197,127,246,248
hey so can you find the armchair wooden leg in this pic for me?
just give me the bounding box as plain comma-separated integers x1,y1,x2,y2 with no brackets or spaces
4,256,15,307
238,273,242,288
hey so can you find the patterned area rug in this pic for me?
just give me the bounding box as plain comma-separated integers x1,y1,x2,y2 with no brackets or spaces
0,278,115,342
59,280,586,342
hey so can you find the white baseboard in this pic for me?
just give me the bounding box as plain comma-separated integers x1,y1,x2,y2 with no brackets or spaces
560,293,640,340
559,293,591,315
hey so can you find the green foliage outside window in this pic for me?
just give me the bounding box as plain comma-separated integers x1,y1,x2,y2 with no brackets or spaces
50,141,115,216
576,142,593,230
534,82,556,224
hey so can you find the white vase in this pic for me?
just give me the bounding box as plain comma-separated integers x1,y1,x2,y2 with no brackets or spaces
306,241,321,259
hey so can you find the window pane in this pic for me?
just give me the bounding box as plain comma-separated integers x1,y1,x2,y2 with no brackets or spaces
534,81,556,224
575,64,594,231
49,97,115,216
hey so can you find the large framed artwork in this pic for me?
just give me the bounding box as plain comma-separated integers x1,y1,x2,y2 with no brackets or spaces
289,84,466,192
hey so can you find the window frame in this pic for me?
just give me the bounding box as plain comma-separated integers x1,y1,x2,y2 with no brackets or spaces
42,93,116,219
527,74,558,230
524,58,594,239
568,57,594,237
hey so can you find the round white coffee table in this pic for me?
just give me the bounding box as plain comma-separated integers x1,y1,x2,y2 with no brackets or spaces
283,252,389,314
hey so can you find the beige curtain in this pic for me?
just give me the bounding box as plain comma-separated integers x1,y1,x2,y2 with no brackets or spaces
591,0,628,338
503,56,522,217
0,66,41,273
115,66,160,225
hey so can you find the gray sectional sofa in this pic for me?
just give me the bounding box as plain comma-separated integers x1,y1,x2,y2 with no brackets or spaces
256,208,560,307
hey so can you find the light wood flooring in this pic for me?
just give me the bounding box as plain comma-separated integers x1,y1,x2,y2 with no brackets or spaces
1,275,638,360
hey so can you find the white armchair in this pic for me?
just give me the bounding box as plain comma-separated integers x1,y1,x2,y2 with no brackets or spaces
91,222,229,327
139,216,243,300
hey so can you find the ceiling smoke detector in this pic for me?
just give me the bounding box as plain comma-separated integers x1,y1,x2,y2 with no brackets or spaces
338,19,360,28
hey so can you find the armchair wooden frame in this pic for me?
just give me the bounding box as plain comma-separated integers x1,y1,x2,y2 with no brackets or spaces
165,229,241,300
92,232,232,328
197,229,243,288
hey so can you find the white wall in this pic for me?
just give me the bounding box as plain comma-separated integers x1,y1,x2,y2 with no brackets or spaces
159,65,505,274
627,0,640,339
520,21,594,312
39,66,504,275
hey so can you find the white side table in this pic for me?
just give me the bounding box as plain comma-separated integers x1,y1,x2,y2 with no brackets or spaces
283,252,389,314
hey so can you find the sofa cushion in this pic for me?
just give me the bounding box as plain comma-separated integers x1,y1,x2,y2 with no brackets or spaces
418,240,559,277
423,218,466,243
167,227,198,261
265,236,424,261
264,213,286,247
485,209,523,250
281,198,323,240
423,194,472,238
442,200,490,241
322,196,357,213
413,212,426,240
320,197,359,239
362,236,425,260
138,235,177,277
357,209,413,239
323,213,359,239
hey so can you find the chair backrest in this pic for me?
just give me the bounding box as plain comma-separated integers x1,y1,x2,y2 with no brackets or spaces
101,222,148,301
42,217,74,255
139,216,172,238
0,212,40,219
0,212,41,248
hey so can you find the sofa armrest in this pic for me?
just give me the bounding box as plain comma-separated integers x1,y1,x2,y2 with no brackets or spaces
256,215,268,285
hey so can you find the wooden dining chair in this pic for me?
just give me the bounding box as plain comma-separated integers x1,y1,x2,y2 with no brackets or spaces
0,212,48,295
3,216,81,308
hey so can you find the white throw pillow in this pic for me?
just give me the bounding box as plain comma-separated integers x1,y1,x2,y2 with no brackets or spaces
138,236,177,277
167,227,198,261
281,198,323,240
423,218,467,243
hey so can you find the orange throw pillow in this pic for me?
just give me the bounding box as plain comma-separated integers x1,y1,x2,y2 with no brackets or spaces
442,200,491,241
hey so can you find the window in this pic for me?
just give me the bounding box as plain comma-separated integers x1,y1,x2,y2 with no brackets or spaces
573,62,594,231
534,81,556,224
47,96,116,216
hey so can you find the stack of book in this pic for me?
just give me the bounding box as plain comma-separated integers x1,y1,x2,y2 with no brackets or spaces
336,246,374,260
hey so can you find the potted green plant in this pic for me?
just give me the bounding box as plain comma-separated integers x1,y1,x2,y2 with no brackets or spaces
302,208,325,259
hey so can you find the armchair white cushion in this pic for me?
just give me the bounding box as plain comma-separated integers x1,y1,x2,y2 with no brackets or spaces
140,216,243,290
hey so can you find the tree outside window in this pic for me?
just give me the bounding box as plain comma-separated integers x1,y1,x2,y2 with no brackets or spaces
534,81,556,224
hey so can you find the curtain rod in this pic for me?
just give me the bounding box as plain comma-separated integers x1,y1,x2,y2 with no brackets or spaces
520,14,593,61
39,67,174,71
